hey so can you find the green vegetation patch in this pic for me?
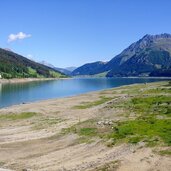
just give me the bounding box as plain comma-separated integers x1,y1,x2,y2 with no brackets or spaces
62,117,171,146
33,117,63,130
64,82,171,147
109,118,171,146
62,119,113,144
167,81,171,86
0,48,66,78
93,71,108,77
142,87,171,94
62,119,97,135
75,136,95,144
115,95,171,117
0,161,5,167
121,88,141,95
0,112,37,120
27,67,43,78
159,149,171,156
79,127,97,136
130,95,171,116
74,96,114,109
49,70,66,78
93,160,120,171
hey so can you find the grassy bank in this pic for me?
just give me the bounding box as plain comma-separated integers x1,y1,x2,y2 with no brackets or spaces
63,81,171,149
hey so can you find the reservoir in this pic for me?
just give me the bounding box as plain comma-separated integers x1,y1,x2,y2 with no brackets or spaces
0,77,169,108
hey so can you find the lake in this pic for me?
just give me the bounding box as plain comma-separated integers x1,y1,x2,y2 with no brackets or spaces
0,77,170,108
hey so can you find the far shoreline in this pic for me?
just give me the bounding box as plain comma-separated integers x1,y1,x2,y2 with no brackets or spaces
0,77,70,84
0,76,170,84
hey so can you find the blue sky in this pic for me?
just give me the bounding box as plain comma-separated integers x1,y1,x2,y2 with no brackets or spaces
0,0,171,68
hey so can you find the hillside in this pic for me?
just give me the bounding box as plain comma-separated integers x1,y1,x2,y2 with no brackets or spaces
0,48,66,79
54,67,72,76
72,33,171,77
72,61,106,76
65,66,77,72
39,61,75,76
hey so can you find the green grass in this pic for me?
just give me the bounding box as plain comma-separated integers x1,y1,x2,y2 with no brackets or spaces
61,119,109,144
108,118,171,146
94,160,119,171
0,161,5,167
93,71,108,77
115,95,171,117
74,96,114,109
62,115,171,147
62,119,97,135
28,67,43,78
142,88,171,94
0,112,37,120
49,70,63,78
121,88,140,95
159,149,171,156
32,117,63,130
79,127,97,136
130,95,171,116
107,91,171,146
75,136,95,144
62,117,171,146
62,118,113,145
63,81,171,147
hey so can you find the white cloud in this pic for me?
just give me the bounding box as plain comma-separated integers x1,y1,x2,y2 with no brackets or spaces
8,32,31,42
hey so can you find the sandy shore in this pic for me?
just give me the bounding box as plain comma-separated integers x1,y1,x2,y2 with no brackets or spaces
0,77,69,84
0,81,170,171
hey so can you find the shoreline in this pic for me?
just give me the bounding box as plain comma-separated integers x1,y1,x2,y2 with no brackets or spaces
0,80,170,109
0,80,169,110
0,76,170,84
75,76,171,79
0,77,70,84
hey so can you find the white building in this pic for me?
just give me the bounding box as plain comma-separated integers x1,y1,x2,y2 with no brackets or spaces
0,74,2,79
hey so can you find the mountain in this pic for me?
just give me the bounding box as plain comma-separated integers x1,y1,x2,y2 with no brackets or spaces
106,33,171,77
3,48,13,52
72,33,171,77
39,60,55,68
0,48,66,79
39,61,73,76
54,67,72,76
72,61,106,76
65,67,77,72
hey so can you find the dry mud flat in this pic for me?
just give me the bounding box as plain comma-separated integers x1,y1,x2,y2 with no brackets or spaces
0,81,170,171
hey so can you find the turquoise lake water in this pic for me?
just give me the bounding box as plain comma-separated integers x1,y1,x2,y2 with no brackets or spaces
0,78,169,108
